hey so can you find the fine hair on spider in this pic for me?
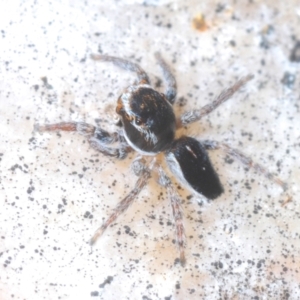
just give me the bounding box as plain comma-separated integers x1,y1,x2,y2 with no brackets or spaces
35,52,288,267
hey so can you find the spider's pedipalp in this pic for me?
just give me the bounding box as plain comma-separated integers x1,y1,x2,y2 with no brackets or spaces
155,52,177,104
158,166,186,266
178,74,253,127
89,137,131,159
91,54,150,85
90,159,153,246
202,140,288,191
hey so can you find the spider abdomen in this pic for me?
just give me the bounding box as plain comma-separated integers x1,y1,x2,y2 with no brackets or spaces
166,136,224,199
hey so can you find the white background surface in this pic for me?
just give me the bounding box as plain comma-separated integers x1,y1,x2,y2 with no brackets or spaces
1,0,300,299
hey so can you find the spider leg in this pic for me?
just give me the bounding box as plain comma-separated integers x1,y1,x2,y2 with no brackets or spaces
35,122,120,142
202,140,288,191
178,75,253,127
91,54,150,85
90,159,153,245
35,121,131,159
89,137,131,159
158,166,186,266
155,52,177,105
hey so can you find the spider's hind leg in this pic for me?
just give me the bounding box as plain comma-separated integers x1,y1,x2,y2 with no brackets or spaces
155,52,177,104
202,140,288,191
91,54,150,85
35,121,131,159
157,166,186,266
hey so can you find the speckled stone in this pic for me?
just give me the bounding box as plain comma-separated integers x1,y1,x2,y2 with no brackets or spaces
0,1,300,299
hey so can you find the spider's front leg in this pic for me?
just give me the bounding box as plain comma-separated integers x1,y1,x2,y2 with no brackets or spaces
202,139,288,191
155,52,177,104
91,54,150,85
35,121,131,159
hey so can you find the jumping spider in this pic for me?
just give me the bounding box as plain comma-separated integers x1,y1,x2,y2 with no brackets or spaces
35,53,287,266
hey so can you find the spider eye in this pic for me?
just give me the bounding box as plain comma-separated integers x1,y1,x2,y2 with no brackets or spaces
135,117,143,125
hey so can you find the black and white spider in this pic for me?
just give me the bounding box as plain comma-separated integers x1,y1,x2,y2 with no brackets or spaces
35,53,287,266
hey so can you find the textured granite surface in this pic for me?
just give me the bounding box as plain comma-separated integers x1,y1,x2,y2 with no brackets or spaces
1,1,300,299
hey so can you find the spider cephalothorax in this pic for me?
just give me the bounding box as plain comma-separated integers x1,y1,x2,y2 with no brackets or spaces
35,53,287,266
116,85,176,154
